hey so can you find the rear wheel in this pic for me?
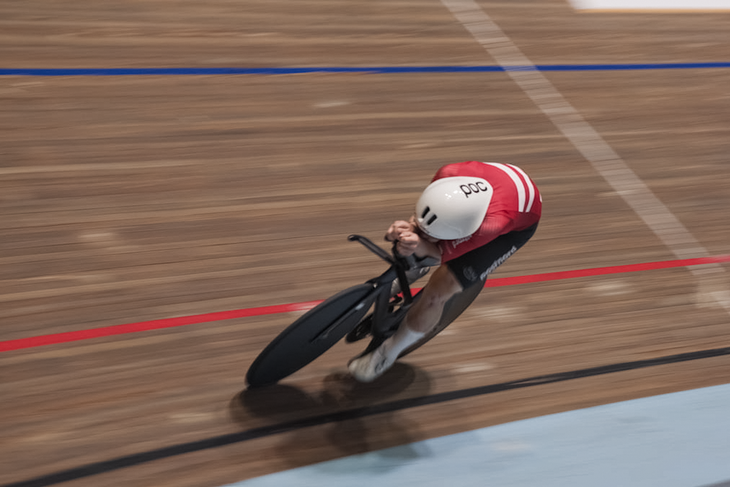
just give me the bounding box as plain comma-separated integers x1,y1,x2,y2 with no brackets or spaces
246,284,376,387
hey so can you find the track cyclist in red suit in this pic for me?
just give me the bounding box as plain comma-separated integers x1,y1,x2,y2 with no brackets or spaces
349,161,542,382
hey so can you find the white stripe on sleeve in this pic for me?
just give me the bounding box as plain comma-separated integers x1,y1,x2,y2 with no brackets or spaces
483,162,527,212
506,163,537,212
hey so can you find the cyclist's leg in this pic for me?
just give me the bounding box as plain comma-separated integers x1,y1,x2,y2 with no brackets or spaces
348,224,538,382
345,257,437,345
397,265,463,332
348,265,462,382
446,223,538,290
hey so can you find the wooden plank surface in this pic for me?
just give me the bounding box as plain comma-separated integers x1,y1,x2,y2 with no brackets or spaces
1,1,729,486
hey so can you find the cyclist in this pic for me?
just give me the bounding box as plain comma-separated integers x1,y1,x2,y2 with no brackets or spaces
349,160,542,382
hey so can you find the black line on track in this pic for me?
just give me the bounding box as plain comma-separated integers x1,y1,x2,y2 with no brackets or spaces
6,345,730,487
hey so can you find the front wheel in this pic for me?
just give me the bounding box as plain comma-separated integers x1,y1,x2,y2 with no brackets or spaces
246,284,376,387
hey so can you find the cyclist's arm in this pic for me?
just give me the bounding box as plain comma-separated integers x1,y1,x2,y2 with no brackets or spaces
385,216,441,262
392,230,442,263
410,234,441,262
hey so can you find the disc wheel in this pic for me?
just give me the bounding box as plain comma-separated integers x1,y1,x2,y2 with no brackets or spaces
246,284,375,387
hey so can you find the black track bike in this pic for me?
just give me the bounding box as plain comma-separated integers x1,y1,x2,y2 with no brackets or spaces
245,234,486,387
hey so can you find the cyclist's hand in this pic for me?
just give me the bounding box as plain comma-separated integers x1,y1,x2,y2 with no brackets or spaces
395,231,419,256
385,220,415,242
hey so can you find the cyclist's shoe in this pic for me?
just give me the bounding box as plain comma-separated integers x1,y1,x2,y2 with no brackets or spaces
349,334,387,360
348,346,394,383
348,327,424,382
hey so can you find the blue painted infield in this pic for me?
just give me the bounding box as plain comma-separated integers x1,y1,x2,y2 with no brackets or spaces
1,62,729,77
229,383,730,487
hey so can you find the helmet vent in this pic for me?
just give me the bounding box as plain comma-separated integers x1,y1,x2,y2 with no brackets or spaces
427,214,438,225
421,206,430,219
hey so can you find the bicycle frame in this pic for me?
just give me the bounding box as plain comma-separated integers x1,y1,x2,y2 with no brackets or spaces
333,235,422,343
245,233,463,387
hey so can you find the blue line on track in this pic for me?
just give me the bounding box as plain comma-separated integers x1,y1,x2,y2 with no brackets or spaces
1,62,729,76
536,62,730,71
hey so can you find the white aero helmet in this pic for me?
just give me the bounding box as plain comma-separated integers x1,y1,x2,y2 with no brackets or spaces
415,176,493,240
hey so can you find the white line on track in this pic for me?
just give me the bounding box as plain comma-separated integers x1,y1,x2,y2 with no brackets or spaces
440,0,729,313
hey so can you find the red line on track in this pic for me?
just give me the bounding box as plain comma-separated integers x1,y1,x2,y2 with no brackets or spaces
2,255,728,353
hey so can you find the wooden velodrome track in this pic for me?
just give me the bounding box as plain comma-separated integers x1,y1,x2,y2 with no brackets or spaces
2,1,729,486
